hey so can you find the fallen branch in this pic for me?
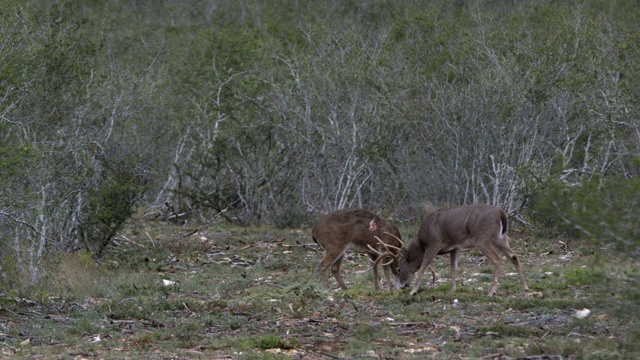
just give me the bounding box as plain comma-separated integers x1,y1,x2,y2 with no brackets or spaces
281,243,318,250
181,222,216,239
321,352,347,360
234,238,286,252
145,231,156,247
115,235,145,248
478,353,504,360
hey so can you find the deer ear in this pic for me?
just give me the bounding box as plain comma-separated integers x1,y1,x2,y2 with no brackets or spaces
369,219,378,231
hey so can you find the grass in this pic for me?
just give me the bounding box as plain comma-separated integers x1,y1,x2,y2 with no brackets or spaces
1,220,639,359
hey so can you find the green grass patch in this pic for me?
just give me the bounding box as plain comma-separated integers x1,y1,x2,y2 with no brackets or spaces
254,334,294,350
477,323,541,337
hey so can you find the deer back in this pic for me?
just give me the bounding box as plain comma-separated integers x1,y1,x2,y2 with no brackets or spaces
312,208,402,252
417,204,506,251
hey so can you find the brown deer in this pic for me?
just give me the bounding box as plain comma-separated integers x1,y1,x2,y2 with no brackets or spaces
392,204,529,296
311,208,404,291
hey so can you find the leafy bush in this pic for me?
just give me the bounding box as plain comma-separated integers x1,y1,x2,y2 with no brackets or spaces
77,146,153,257
531,175,640,258
273,207,309,229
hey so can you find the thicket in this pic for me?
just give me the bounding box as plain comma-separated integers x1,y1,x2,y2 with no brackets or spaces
1,0,638,287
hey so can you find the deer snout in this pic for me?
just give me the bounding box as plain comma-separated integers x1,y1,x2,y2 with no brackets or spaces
398,272,414,289
391,277,403,290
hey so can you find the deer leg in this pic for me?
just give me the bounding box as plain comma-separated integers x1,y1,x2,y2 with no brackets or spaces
410,248,439,295
331,254,348,290
382,264,394,291
495,236,529,292
370,258,381,291
371,253,398,291
317,255,333,288
477,245,503,296
318,248,347,290
367,253,384,290
449,248,461,293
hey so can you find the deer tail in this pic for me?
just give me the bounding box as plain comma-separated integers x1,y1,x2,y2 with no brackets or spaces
500,210,509,236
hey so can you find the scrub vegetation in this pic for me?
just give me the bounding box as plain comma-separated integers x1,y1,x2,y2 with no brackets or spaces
1,0,639,358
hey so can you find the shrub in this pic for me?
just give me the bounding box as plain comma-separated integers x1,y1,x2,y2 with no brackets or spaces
77,145,153,257
531,175,640,258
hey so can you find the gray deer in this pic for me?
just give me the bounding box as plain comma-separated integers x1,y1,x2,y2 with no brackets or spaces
391,204,529,296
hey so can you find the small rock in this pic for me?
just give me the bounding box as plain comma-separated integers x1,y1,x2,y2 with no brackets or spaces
89,334,101,343
574,308,591,318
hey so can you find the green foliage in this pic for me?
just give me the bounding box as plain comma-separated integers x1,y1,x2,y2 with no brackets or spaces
78,146,153,257
284,283,323,302
478,323,540,337
0,143,36,179
0,251,19,292
272,207,309,229
254,334,291,350
21,2,97,132
531,175,640,258
565,267,605,286
54,0,640,225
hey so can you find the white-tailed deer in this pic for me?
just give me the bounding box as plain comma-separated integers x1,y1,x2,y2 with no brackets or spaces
395,204,529,296
311,208,404,291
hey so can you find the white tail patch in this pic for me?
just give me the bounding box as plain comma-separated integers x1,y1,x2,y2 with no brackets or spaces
497,221,505,241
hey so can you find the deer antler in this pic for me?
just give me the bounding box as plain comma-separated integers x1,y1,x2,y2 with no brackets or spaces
368,236,400,268
370,250,396,267
383,231,405,248
372,236,401,254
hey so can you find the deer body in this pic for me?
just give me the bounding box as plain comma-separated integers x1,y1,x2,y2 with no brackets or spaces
398,204,529,296
312,208,403,291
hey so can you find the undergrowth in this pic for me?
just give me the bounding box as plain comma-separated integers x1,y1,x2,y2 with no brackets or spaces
1,221,639,359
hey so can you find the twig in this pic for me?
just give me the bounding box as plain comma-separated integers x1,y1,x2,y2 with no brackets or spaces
324,304,346,318
0,211,57,249
281,243,318,250
234,238,286,252
266,282,286,289
68,352,96,358
145,231,156,247
478,353,504,360
388,321,433,327
322,352,347,360
115,235,145,248
180,222,216,239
